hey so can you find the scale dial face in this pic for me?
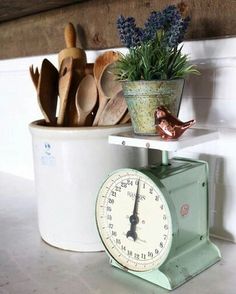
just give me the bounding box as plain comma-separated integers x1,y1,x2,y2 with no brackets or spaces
96,169,172,272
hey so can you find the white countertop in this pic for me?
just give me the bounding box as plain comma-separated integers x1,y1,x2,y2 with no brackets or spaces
0,172,235,294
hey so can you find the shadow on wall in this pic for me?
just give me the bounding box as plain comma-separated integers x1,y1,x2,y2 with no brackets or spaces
182,56,236,128
178,61,236,242
197,153,234,242
183,64,215,126
148,148,234,241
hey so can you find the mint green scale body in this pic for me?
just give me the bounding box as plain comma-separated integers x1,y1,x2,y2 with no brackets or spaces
109,158,221,290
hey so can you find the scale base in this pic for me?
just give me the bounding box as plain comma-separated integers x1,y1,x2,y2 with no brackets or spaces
110,238,221,290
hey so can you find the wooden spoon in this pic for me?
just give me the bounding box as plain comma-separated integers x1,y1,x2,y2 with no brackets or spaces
94,63,122,125
57,57,73,126
75,74,97,126
98,90,127,126
92,51,120,126
37,59,58,124
100,63,122,99
93,51,120,83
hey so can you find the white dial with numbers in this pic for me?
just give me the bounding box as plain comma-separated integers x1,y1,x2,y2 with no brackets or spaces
96,168,173,272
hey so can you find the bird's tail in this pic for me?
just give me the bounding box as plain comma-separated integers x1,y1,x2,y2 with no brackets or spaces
182,119,196,129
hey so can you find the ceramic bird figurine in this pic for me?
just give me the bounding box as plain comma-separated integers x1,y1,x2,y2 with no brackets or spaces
155,106,196,140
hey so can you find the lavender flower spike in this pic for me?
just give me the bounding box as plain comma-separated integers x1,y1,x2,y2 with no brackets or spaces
117,15,144,48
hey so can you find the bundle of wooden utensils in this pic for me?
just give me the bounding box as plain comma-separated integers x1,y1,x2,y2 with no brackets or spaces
29,22,130,127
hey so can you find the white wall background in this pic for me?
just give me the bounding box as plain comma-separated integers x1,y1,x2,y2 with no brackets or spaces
0,37,236,242
177,37,236,242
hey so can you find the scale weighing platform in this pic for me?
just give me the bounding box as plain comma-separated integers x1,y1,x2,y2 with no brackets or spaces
95,128,221,290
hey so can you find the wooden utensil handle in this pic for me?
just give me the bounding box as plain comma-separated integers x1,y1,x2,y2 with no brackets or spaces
58,57,73,125
64,22,76,48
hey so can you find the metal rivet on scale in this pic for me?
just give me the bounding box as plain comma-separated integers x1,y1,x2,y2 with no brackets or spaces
122,140,126,145
146,142,150,148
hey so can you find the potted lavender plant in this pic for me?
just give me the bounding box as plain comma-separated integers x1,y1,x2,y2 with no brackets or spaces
114,3,199,135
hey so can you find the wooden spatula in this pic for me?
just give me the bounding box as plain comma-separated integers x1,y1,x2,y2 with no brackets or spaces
119,111,131,124
98,90,127,126
37,59,58,124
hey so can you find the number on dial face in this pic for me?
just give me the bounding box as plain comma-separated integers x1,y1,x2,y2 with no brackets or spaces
96,169,172,272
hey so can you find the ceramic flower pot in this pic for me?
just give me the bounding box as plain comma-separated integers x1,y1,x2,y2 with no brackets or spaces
122,79,185,135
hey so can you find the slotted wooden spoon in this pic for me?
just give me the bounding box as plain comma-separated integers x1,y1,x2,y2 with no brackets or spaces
57,57,73,126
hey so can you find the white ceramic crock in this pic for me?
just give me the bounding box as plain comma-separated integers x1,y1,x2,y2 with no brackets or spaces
29,120,148,251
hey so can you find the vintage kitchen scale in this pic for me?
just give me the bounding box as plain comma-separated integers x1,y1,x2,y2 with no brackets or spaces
95,128,221,290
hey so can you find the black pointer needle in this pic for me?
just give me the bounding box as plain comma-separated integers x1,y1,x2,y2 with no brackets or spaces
126,178,140,241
